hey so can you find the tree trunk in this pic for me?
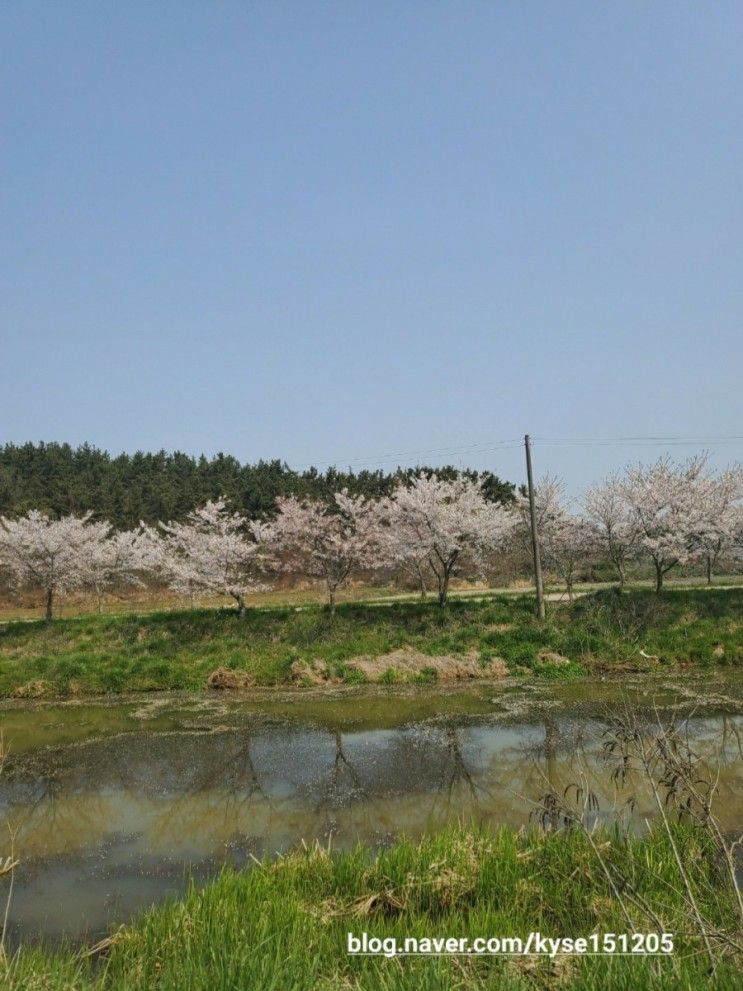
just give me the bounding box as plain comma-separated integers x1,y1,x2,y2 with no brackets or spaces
416,568,427,600
617,560,626,588
654,561,664,594
328,586,336,616
236,593,246,620
566,578,574,604
438,569,450,607
544,717,559,828
706,556,712,585
45,587,53,622
96,586,104,614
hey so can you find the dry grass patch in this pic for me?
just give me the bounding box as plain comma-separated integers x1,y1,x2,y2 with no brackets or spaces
346,647,507,682
206,667,255,690
11,679,52,699
290,660,341,685
535,650,571,666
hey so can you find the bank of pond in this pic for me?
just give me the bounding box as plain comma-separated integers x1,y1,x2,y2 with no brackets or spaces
0,587,740,700
1,673,742,988
3,824,742,990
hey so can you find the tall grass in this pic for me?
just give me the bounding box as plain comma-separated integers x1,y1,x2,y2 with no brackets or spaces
3,824,741,990
0,587,740,698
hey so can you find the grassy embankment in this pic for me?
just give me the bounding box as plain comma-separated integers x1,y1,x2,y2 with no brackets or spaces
1,574,741,623
0,587,740,699
4,824,741,990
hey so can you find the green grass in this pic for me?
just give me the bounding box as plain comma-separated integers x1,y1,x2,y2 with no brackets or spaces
3,824,741,990
0,587,740,699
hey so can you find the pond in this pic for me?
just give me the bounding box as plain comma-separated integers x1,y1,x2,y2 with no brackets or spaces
1,673,741,944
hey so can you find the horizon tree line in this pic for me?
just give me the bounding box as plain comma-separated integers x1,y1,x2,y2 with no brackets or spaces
0,455,741,620
0,442,515,527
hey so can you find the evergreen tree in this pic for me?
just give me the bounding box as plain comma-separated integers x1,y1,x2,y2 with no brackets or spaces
0,443,515,528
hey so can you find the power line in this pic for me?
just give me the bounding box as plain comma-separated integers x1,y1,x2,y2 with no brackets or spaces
291,434,742,471
533,435,743,448
293,439,522,470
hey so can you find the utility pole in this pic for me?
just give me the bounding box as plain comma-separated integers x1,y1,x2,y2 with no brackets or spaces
524,434,545,620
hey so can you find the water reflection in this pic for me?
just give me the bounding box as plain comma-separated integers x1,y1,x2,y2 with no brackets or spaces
1,690,741,942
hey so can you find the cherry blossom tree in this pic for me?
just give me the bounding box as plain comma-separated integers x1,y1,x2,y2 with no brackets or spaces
541,515,597,603
518,476,595,602
689,466,743,583
367,496,432,598
159,499,265,617
0,510,107,620
517,474,564,542
257,491,379,613
731,506,743,569
618,456,708,593
382,475,515,607
584,474,639,586
87,525,160,612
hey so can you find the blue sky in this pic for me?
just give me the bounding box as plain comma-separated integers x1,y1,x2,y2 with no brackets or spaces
1,1,741,491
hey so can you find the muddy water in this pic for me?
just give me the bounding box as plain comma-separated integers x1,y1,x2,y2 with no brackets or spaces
1,674,742,943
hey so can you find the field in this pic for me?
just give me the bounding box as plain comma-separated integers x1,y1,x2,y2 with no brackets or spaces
0,587,740,699
4,824,741,991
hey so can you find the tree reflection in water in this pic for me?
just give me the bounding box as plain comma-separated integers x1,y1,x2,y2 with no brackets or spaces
146,730,277,856
314,730,370,840
1,697,741,942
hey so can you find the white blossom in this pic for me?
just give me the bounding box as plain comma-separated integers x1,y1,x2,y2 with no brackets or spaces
87,525,160,612
618,456,708,592
257,490,380,612
518,476,596,601
688,466,743,582
159,499,265,616
0,510,107,620
584,474,640,586
381,474,516,606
